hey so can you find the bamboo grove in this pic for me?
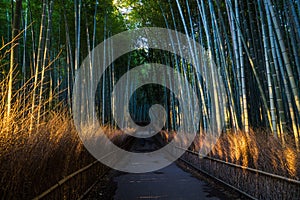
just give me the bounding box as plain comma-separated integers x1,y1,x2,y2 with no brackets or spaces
147,0,300,149
0,0,299,150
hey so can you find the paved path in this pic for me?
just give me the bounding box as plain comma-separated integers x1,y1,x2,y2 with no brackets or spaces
113,138,222,200
114,162,222,200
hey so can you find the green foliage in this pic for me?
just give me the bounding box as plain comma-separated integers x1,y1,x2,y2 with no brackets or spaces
0,0,11,42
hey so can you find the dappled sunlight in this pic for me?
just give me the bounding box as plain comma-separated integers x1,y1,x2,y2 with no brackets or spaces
122,127,136,135
0,72,127,197
284,147,297,177
159,130,169,142
0,110,127,198
173,131,188,146
240,135,248,167
246,130,259,168
232,135,241,163
160,128,299,179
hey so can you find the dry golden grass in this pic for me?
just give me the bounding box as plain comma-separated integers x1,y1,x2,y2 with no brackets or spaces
1,110,83,198
0,102,126,199
0,45,127,199
0,88,128,199
198,129,300,179
160,129,299,179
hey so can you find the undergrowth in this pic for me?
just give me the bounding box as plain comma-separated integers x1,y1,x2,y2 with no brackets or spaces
160,129,299,179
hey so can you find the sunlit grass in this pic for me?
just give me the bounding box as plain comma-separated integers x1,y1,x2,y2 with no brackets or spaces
0,44,127,199
0,90,126,198
160,128,299,179
200,129,297,178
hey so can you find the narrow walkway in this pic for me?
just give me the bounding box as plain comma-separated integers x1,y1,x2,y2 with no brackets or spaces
114,162,221,200
113,137,223,200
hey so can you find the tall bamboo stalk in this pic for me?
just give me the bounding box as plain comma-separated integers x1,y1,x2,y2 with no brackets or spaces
7,0,22,120
30,0,47,132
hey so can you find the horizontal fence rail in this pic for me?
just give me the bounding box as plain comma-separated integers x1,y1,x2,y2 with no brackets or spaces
173,145,300,200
